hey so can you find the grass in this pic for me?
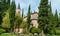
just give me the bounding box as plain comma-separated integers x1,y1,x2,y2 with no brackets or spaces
0,33,17,36
0,33,33,36
0,33,60,36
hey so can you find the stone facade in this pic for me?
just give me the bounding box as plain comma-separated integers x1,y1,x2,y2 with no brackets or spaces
24,12,38,28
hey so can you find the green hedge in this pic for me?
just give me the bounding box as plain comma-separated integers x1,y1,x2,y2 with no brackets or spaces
56,30,60,35
0,29,6,34
30,27,40,34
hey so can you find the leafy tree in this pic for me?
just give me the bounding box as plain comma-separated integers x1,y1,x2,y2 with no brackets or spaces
38,0,49,34
2,9,10,29
15,12,23,33
20,21,27,28
9,0,16,32
0,0,10,26
20,21,29,33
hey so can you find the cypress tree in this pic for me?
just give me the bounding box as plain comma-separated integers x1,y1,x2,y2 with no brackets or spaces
54,10,58,21
44,2,55,34
54,10,58,27
58,17,60,27
6,0,10,9
0,0,10,25
22,9,24,18
38,0,49,34
58,13,60,27
9,0,16,32
27,5,31,29
52,9,58,34
0,0,6,25
0,0,2,26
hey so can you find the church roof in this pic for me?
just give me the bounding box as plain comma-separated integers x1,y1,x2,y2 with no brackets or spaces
18,3,21,9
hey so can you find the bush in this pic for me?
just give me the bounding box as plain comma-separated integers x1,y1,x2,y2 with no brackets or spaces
44,28,55,35
56,30,60,35
49,30,55,35
30,27,40,34
0,29,6,34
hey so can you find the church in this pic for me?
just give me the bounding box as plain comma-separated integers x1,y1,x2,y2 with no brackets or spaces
15,3,38,33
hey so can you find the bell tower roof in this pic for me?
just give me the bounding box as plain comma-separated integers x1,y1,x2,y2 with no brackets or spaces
18,3,21,9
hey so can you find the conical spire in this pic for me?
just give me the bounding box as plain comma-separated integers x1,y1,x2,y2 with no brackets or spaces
18,3,21,9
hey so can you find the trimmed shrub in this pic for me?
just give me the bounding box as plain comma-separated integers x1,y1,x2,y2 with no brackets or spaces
30,27,40,35
56,30,60,35
0,29,6,34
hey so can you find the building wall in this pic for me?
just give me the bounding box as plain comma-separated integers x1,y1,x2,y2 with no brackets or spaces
16,9,20,14
14,28,24,33
24,12,38,28
31,13,38,20
31,20,38,28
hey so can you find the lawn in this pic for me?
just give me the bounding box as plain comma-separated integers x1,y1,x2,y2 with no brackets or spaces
0,33,33,36
0,33,60,36
0,33,17,36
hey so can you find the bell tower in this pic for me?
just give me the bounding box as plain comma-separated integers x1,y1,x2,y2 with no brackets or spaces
16,3,21,14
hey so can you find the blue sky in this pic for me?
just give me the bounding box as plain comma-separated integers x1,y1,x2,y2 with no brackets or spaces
14,0,60,16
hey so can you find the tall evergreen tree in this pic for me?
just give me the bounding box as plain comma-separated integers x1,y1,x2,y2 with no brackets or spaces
22,9,24,18
44,2,55,34
0,0,10,25
38,0,49,34
54,10,58,27
27,5,31,29
1,0,8,12
52,10,58,34
6,0,10,9
27,5,31,33
0,0,6,25
9,0,16,32
54,10,58,21
58,17,60,27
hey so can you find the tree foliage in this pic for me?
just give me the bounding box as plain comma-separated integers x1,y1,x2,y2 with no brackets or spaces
2,9,10,29
27,5,31,29
38,0,49,34
0,0,10,25
9,0,16,32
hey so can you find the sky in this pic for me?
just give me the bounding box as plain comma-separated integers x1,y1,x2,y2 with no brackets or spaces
14,0,60,16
